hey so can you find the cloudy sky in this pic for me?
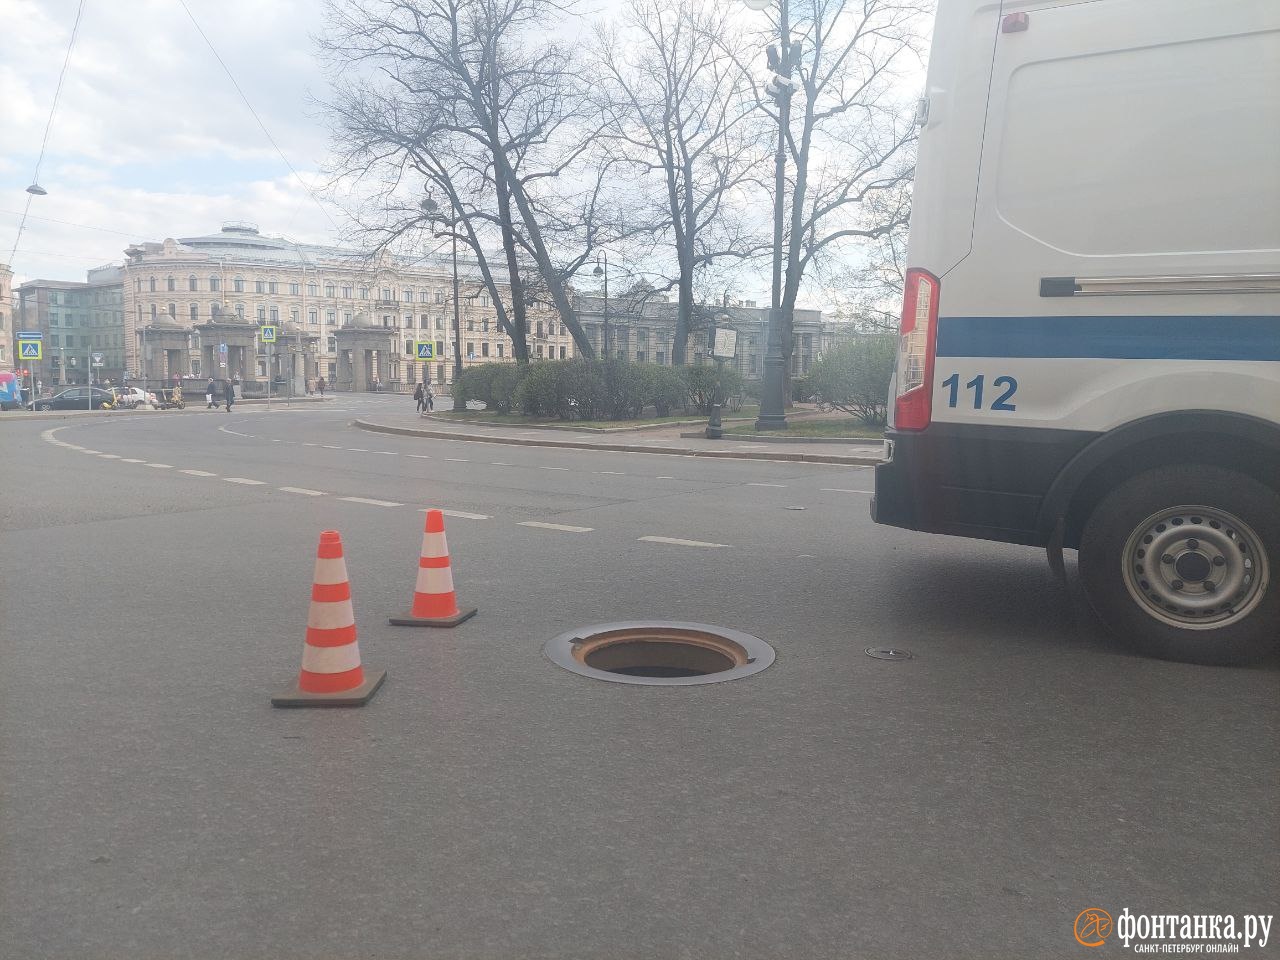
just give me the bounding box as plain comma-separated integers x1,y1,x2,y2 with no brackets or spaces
2,0,342,285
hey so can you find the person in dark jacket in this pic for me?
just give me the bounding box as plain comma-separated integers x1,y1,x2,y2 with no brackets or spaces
413,381,425,414
316,376,326,397
205,378,216,409
224,378,235,412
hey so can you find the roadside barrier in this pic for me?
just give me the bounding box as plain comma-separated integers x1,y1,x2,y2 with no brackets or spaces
272,530,386,707
388,509,478,628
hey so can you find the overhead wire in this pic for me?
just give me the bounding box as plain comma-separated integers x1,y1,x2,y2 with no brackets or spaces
6,0,89,268
174,0,342,235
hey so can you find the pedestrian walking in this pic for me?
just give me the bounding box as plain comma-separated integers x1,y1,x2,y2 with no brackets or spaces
224,378,235,412
413,381,425,414
205,377,216,408
316,376,326,397
425,381,435,412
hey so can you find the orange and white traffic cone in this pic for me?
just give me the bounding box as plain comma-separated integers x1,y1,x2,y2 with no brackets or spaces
389,509,478,628
273,530,386,707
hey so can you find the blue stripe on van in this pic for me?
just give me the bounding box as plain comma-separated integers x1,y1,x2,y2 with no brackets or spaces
935,315,1280,361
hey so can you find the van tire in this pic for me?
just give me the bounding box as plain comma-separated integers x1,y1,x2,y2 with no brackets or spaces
1079,465,1279,665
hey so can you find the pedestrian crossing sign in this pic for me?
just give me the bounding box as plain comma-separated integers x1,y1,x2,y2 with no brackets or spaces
260,325,277,343
415,341,435,360
20,341,41,360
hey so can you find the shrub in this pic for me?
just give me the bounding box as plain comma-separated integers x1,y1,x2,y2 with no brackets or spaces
791,374,814,403
805,335,896,426
488,364,524,414
455,363,503,408
645,365,688,417
683,363,742,416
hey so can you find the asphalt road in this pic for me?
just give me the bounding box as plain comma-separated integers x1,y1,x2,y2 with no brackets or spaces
1,396,1276,959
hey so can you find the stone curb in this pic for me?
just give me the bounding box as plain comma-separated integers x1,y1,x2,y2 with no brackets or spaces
420,408,827,435
352,419,883,466
678,430,883,446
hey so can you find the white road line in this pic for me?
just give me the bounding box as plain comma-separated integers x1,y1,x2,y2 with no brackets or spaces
378,451,398,455
180,469,217,477
302,443,318,447
408,454,431,459
444,457,469,462
225,477,266,485
279,486,325,496
321,444,341,449
339,496,402,507
639,536,729,548
594,470,626,476
746,482,787,487
821,488,874,494
538,465,568,471
419,508,490,520
490,462,511,466
98,454,120,459
518,521,593,533
121,458,145,464
655,476,677,480
80,449,101,455
346,448,368,452
147,463,173,469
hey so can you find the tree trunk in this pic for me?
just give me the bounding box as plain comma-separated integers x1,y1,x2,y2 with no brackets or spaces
494,173,530,362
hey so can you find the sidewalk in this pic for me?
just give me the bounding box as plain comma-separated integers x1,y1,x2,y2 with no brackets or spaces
353,410,886,465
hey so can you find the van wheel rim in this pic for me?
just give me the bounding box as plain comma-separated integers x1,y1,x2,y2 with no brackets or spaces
1121,505,1269,630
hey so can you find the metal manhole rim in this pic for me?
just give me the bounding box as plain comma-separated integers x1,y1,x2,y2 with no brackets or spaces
543,620,776,686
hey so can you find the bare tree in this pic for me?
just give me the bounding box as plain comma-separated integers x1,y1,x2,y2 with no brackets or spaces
321,0,608,360
594,0,767,365
738,0,926,392
822,178,912,333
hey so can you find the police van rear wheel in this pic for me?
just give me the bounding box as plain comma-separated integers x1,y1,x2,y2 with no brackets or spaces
1080,465,1278,665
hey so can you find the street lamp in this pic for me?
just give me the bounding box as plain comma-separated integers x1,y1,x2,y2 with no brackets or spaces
742,0,791,430
593,252,610,359
421,196,465,412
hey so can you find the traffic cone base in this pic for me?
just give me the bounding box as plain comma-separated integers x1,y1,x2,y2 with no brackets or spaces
388,607,477,628
389,509,477,628
272,669,386,707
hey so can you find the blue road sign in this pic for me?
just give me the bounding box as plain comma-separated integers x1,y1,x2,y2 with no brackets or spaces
17,330,42,340
260,325,277,343
415,341,435,360
20,341,42,359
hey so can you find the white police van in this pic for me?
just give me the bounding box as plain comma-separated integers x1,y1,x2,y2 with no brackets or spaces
873,0,1280,664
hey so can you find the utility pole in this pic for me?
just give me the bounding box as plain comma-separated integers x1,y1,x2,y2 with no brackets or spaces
451,229,464,412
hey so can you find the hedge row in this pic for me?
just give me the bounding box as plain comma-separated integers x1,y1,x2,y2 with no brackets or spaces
456,360,743,421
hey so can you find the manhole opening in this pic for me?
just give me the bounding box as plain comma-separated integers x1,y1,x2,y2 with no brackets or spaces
547,622,774,686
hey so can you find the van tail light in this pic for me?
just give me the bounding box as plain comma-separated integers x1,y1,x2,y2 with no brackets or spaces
893,268,940,431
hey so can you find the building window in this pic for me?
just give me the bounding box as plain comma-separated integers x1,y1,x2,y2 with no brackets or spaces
467,342,475,359
435,340,444,358
168,303,177,318
435,289,445,304
290,282,300,296
404,314,413,328
166,276,176,292
359,287,368,300
308,282,318,297
435,317,444,331
560,346,567,359
341,285,353,299
235,303,245,319
343,312,352,325
269,306,279,322
322,283,333,298
308,309,318,324
479,294,489,306
496,343,504,358
233,278,245,293
290,308,299,323
209,276,220,292
536,344,544,357
257,306,266,321
135,279,142,292
188,276,198,291
404,340,414,356
327,336,336,352
467,319,474,332
189,303,199,322
326,310,336,325
381,288,392,301
403,288,413,302
481,342,489,357
255,280,265,294
268,280,278,295
482,319,489,333
536,320,544,337
419,290,429,303
149,277,157,292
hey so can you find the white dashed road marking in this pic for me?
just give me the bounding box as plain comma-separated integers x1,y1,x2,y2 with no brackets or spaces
98,454,120,459
147,463,173,469
746,482,786,487
408,454,431,459
639,536,729,548
279,486,325,496
180,469,217,477
225,477,265,485
121,458,145,464
80,449,101,455
538,466,568,471
519,521,593,533
339,496,401,507
346,448,368,452
444,458,469,462
322,444,341,449
821,488,874,494
378,451,398,455
419,509,490,520
594,471,626,476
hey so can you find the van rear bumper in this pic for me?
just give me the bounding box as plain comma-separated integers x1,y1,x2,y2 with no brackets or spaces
871,422,1098,547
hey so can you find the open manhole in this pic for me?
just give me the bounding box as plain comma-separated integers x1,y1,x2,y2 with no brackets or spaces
544,621,775,686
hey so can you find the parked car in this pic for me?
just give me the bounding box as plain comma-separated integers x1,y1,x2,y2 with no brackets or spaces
32,387,117,411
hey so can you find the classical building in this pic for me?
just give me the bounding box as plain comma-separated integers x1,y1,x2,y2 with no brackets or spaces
14,266,125,386
572,290,829,380
120,222,573,392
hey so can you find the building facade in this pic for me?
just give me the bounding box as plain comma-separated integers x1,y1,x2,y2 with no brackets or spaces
120,222,574,391
0,263,12,371
14,266,125,388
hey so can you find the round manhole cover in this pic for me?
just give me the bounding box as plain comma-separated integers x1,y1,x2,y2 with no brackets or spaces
865,647,913,661
544,622,775,686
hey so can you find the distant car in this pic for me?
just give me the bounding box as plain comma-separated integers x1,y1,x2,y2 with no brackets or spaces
109,387,151,408
32,386,116,411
